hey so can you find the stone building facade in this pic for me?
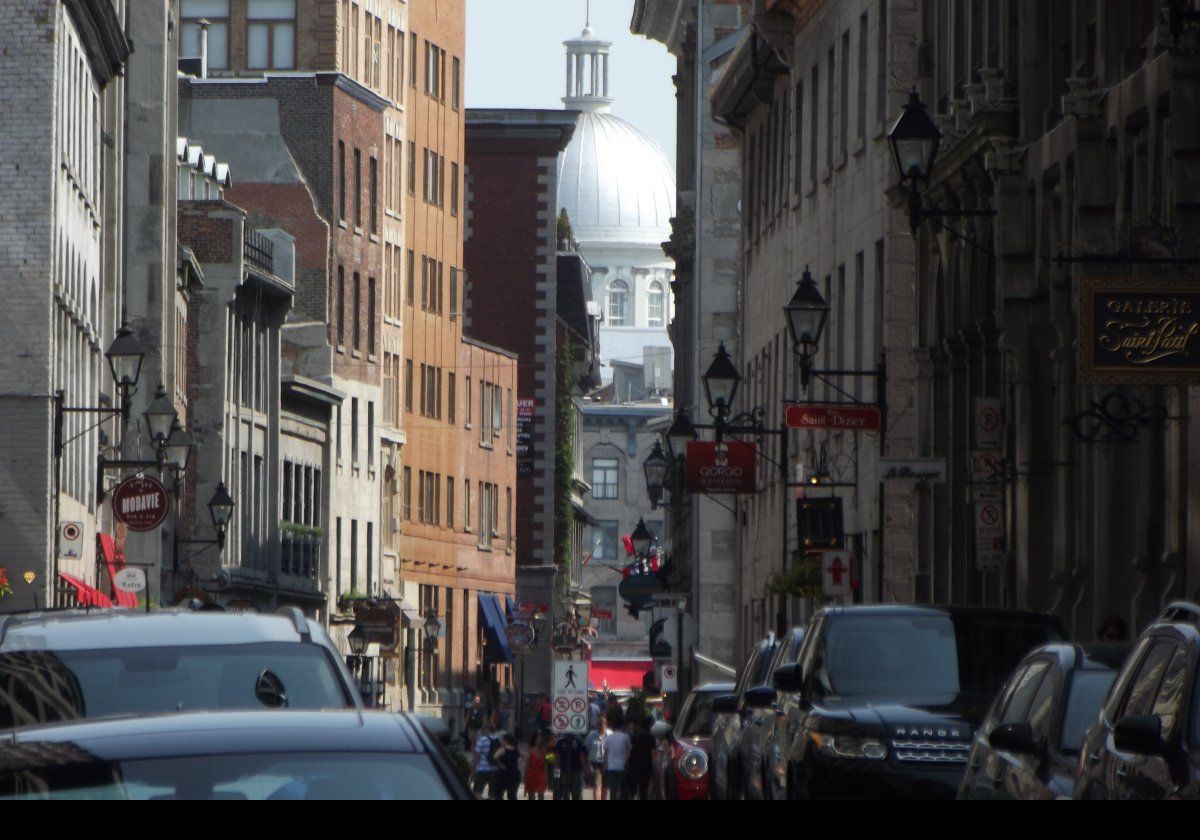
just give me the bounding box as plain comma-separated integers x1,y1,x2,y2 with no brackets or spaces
0,0,129,610
632,0,745,682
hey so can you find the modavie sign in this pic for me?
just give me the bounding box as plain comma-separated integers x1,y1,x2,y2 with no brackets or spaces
684,440,757,494
1079,277,1200,384
111,476,170,532
785,403,882,432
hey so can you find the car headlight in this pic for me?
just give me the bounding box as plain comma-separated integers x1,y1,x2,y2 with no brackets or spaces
679,749,709,780
809,731,888,760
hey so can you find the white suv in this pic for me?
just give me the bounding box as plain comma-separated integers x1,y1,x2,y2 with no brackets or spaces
0,607,360,730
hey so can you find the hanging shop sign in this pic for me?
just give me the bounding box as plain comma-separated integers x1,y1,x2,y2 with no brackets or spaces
517,398,535,477
505,621,535,654
878,458,947,483
353,599,400,648
550,621,579,654
684,441,757,494
1079,277,1200,384
618,573,665,611
785,403,882,432
111,476,170,532
112,567,146,594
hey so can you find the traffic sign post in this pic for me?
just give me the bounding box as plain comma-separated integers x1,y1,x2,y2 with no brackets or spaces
821,550,853,597
975,501,1005,571
551,660,589,734
974,398,1002,449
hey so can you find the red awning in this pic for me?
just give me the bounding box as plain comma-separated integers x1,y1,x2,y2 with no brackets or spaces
588,659,654,692
98,533,138,609
58,572,113,608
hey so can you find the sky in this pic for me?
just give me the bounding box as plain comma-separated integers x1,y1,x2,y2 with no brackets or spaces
466,0,678,166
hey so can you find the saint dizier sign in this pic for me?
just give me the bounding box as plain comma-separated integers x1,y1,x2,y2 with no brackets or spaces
1079,277,1200,384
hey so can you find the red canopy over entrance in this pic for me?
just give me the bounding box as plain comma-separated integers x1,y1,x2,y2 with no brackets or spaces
58,572,113,608
588,659,653,692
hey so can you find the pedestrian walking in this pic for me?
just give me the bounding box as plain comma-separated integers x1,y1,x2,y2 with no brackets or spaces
492,733,521,800
584,716,608,800
524,732,549,800
471,721,500,798
535,693,553,738
553,731,587,800
602,717,632,799
627,716,655,800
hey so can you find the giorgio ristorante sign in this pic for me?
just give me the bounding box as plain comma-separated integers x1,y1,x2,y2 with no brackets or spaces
1080,277,1200,384
685,440,757,494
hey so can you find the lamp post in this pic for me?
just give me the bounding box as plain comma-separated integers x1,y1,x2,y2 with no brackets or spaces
642,442,670,509
887,88,993,237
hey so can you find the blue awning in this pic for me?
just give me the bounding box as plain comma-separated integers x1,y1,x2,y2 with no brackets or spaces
478,593,514,664
505,595,516,619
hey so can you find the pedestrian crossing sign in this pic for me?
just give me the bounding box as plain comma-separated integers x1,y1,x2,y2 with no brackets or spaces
551,660,589,734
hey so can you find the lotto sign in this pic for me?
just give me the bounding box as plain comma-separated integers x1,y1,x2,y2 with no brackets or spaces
821,550,853,597
551,660,589,734
111,476,170,532
975,501,1006,571
975,398,1002,449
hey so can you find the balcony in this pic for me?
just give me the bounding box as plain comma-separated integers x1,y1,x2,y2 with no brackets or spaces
243,229,275,276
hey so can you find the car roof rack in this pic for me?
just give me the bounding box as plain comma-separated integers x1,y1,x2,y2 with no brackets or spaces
1160,602,1200,625
276,605,312,643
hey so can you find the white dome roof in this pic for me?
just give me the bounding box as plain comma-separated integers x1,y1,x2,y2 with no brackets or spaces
557,111,676,246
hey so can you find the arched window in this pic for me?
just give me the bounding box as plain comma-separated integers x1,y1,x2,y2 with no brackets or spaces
607,279,629,326
647,280,665,328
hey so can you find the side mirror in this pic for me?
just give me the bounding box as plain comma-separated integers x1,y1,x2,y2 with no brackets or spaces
773,663,804,692
744,685,777,709
988,722,1037,754
1113,715,1167,756
711,693,738,714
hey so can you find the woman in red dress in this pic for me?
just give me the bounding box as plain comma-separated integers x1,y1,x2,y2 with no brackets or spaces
524,731,548,800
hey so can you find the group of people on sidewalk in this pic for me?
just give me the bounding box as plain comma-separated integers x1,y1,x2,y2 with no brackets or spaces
467,692,659,800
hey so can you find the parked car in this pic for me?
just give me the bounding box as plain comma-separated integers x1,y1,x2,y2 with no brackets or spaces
738,626,805,800
776,605,1065,799
0,710,473,799
0,606,360,729
958,642,1127,799
1075,602,1200,800
650,682,733,800
709,634,780,799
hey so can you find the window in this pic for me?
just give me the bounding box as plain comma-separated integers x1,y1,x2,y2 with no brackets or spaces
409,32,417,88
407,141,415,195
247,0,295,70
592,458,618,500
793,80,804,198
505,487,512,551
594,521,619,561
353,272,361,349
351,398,359,464
367,401,374,466
810,64,819,184
450,162,459,215
464,480,472,530
465,377,472,426
367,276,376,354
369,156,378,233
420,256,428,309
350,519,358,591
354,149,362,229
402,467,412,520
857,13,869,145
840,31,850,160
452,56,461,109
448,373,456,423
606,280,628,326
449,267,459,317
338,141,346,221
647,281,665,328
447,478,455,529
406,249,415,304
404,359,413,412
424,41,445,98
336,266,345,346
181,1,230,70
366,522,373,592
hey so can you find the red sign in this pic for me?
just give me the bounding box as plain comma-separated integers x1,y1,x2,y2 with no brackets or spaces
111,476,170,532
685,441,757,494
785,403,882,431
591,608,614,620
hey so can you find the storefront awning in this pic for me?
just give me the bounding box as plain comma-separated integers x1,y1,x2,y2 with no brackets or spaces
58,572,113,609
97,534,138,609
588,659,653,692
477,593,513,664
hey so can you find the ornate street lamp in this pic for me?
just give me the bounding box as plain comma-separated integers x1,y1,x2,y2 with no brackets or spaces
105,323,145,417
347,623,368,656
784,267,831,391
164,426,193,475
702,343,741,421
642,441,670,507
631,518,653,557
665,409,698,462
423,610,442,644
887,89,941,184
207,481,235,548
143,384,178,454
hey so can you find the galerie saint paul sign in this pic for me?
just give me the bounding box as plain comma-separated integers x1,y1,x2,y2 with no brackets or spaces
1079,277,1200,384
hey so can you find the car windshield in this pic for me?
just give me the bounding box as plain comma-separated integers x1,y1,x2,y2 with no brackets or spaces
0,752,451,800
816,614,1062,702
0,644,350,728
1059,671,1117,754
677,691,721,738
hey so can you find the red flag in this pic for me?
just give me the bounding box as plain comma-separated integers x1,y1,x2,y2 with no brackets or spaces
622,535,635,555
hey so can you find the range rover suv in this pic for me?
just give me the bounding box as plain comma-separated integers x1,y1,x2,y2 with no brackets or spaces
774,605,1065,799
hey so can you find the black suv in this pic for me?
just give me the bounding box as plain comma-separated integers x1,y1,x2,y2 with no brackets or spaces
775,605,1065,799
708,634,779,799
1074,602,1200,800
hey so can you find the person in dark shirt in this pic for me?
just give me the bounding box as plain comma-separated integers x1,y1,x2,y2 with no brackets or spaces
493,733,521,800
626,716,656,800
554,732,587,800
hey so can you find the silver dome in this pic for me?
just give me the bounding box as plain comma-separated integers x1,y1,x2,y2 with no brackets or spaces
557,110,676,246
